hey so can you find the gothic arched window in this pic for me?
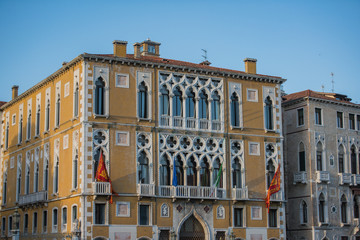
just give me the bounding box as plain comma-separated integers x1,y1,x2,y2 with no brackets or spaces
211,92,220,121
319,193,325,223
160,86,169,116
173,87,182,117
200,158,210,187
230,92,240,127
95,77,105,115
186,89,195,118
338,144,345,173
160,155,170,186
316,142,323,171
232,158,242,188
199,91,208,119
341,194,347,223
187,157,197,186
213,158,223,188
74,83,79,117
175,155,184,185
56,94,61,126
138,151,149,184
264,96,273,130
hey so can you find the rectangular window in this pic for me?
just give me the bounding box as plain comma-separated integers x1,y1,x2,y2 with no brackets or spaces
115,74,129,88
116,131,129,146
42,211,47,233
24,214,28,233
234,208,243,227
297,108,304,126
12,114,16,126
249,142,260,156
33,212,37,234
247,89,258,102
251,206,262,220
139,204,150,225
62,208,67,231
8,216,12,233
95,203,106,225
349,113,355,130
337,112,344,128
52,209,58,232
116,202,130,217
269,209,278,227
1,217,5,235
315,108,322,125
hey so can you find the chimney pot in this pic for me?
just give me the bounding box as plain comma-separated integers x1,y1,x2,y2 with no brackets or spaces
133,43,141,59
244,58,257,74
113,40,128,57
12,85,19,100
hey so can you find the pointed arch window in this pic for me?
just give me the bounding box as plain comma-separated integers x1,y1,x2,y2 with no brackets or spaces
354,196,359,219
213,158,223,188
36,105,41,136
16,167,21,202
34,163,39,192
265,96,273,130
341,195,347,223
301,201,308,223
2,172,7,205
138,82,148,118
19,114,23,143
175,156,184,186
186,90,195,118
74,83,79,117
45,99,50,131
5,124,9,149
27,111,31,140
351,145,356,174
199,91,208,119
338,144,345,173
187,157,197,186
159,155,170,186
138,151,149,184
232,158,242,188
44,158,49,191
173,87,182,117
200,158,210,186
72,149,78,189
230,92,240,127
319,193,326,223
95,77,105,115
266,161,275,189
299,142,306,171
25,164,30,194
55,94,60,127
211,92,220,120
54,157,59,193
316,142,323,171
160,86,169,116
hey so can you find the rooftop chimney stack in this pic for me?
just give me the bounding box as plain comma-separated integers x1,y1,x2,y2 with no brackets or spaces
12,85,19,100
113,40,128,58
244,58,257,74
133,42,141,59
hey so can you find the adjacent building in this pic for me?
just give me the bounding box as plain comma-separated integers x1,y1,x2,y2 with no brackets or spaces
283,90,360,240
0,39,286,240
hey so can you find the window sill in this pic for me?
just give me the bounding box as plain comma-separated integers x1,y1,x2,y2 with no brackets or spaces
341,223,351,227
72,116,79,121
315,124,323,127
265,129,276,133
94,114,109,119
53,126,59,131
138,118,152,122
230,126,243,130
44,130,49,135
319,222,329,226
34,135,40,139
25,139,31,143
233,226,246,229
300,223,307,226
52,193,59,197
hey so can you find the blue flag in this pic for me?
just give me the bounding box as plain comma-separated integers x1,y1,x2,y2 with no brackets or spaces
172,158,178,186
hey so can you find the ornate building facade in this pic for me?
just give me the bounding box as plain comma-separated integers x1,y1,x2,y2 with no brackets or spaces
0,39,286,239
283,90,360,240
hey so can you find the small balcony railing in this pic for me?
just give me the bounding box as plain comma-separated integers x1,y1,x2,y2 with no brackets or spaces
186,117,197,129
160,115,171,127
173,116,183,128
19,191,48,206
92,182,111,195
294,172,307,184
199,119,209,130
159,116,223,132
137,184,155,197
339,173,353,185
355,175,360,185
231,187,248,200
269,191,283,201
158,185,225,199
316,171,330,183
211,120,222,131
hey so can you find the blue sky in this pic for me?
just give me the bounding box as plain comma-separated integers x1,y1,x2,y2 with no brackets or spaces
1,0,359,103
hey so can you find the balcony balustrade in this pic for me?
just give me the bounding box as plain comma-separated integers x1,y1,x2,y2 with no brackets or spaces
158,185,226,199
92,182,111,195
231,187,248,200
19,191,48,206
293,172,307,184
269,191,283,201
137,184,156,197
316,171,330,183
339,173,353,185
356,175,360,185
159,116,223,132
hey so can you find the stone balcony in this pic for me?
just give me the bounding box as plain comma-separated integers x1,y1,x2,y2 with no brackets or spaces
339,173,353,185
92,182,112,195
293,172,307,184
19,191,48,207
160,115,223,132
137,183,156,197
316,171,330,183
158,185,226,200
269,191,283,201
231,187,248,201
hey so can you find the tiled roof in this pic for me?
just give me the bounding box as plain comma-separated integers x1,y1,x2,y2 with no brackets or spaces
0,101,7,108
85,53,283,80
283,90,360,106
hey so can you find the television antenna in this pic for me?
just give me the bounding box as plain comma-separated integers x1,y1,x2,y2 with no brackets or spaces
331,72,334,93
201,49,208,61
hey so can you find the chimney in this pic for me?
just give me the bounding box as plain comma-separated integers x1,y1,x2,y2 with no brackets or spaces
12,85,19,100
113,40,128,57
133,42,141,59
244,58,257,74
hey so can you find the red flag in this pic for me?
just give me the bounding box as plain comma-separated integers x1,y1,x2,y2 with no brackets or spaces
95,150,114,203
265,164,281,212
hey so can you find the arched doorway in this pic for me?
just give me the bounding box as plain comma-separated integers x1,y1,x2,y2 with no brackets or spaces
179,214,205,240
